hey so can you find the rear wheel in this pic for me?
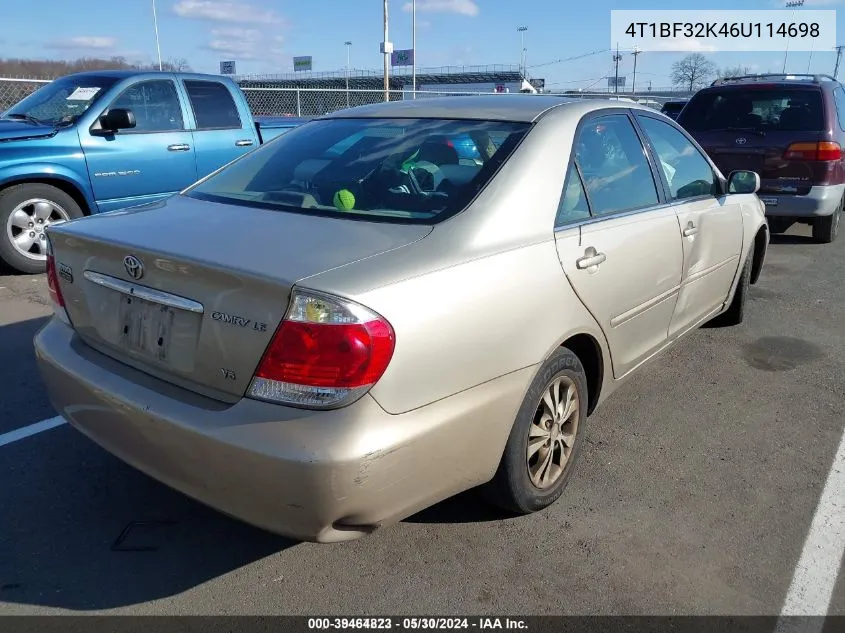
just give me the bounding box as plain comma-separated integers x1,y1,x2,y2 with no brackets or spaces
812,195,842,244
485,347,588,514
0,183,83,274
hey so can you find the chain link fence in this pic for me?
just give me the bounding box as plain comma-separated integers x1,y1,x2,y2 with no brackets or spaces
1,76,690,118
0,78,50,112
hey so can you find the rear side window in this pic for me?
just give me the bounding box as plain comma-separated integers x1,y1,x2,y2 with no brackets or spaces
186,117,529,224
184,80,242,130
574,114,659,216
834,87,845,132
556,163,591,226
679,88,825,132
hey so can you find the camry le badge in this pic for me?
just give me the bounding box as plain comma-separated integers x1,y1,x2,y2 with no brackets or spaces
735,137,747,145
123,255,144,280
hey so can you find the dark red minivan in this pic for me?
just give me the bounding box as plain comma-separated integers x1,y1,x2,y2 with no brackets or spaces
677,74,844,243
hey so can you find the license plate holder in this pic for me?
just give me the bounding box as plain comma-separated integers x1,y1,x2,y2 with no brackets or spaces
118,294,176,362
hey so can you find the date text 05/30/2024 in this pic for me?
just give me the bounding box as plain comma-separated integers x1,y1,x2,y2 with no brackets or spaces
625,22,819,39
307,618,529,630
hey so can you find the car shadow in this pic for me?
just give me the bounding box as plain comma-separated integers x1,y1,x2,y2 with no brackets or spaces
1,316,510,611
0,316,296,611
404,489,516,525
769,233,818,245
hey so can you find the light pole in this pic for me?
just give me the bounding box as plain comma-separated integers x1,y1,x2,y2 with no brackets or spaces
517,26,528,77
631,47,641,95
412,0,417,97
151,0,163,70
383,0,390,102
345,41,352,108
783,0,805,73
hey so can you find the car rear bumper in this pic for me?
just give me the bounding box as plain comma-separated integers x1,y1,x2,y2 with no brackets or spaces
758,184,845,218
34,318,532,543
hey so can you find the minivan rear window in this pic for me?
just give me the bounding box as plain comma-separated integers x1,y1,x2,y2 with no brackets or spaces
679,88,825,132
186,117,529,224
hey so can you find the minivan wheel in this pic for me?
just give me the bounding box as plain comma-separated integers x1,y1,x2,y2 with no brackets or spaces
485,347,588,514
0,183,83,274
812,195,842,244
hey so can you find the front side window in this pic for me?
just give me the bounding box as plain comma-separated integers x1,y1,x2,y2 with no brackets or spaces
637,116,719,200
108,80,184,132
184,80,242,130
574,114,659,216
186,117,529,224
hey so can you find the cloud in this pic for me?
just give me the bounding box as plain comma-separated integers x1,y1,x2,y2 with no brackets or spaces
173,1,285,25
649,38,719,53
202,27,283,62
403,0,479,16
49,36,117,50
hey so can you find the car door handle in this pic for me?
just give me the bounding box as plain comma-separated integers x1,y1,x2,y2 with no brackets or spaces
576,249,607,269
683,222,699,237
167,144,191,152
235,139,254,147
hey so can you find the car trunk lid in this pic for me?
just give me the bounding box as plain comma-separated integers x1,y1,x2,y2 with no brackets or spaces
48,195,432,402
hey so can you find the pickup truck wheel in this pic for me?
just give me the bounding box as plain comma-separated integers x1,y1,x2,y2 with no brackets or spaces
0,184,82,274
484,347,588,514
812,196,842,244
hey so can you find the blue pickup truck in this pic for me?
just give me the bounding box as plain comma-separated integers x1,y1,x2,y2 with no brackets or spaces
0,70,306,273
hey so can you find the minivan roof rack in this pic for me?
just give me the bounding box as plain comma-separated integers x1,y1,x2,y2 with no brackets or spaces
711,73,838,86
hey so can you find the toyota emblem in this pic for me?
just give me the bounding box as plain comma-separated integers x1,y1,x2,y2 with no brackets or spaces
123,255,144,280
735,137,747,145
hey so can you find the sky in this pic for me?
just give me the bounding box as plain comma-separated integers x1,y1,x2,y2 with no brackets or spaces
1,0,845,90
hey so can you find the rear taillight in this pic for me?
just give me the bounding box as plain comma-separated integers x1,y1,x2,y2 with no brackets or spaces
247,289,395,409
45,238,71,325
784,141,842,161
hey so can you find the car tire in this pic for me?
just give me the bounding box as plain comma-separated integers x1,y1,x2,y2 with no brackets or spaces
710,253,751,327
0,183,83,275
812,195,842,244
485,347,588,515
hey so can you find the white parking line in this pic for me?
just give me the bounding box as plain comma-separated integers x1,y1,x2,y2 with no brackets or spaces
776,425,845,628
0,416,66,448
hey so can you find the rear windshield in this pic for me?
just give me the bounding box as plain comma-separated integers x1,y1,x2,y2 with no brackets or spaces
679,88,825,132
186,117,529,224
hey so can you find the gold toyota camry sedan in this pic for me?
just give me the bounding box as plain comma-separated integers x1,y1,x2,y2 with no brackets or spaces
34,96,769,542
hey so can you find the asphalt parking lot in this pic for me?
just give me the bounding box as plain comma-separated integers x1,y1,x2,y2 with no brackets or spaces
0,222,843,617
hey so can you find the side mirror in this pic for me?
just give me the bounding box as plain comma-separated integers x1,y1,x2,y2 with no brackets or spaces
98,108,136,132
727,170,760,194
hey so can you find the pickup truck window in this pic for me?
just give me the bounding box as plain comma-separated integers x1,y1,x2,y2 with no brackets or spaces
107,80,184,132
185,117,530,224
4,75,118,126
184,80,242,130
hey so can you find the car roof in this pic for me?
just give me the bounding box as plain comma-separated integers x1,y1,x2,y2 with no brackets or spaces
60,70,235,82
321,94,659,123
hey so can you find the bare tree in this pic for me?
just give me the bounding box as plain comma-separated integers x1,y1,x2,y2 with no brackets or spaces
671,53,716,91
719,65,753,79
0,56,192,79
